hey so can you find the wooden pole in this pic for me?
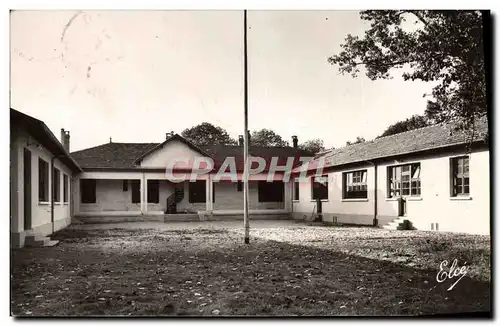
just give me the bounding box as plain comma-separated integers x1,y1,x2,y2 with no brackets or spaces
243,9,250,244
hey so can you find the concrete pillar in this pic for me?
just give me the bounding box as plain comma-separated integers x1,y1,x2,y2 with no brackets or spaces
73,176,80,215
144,176,148,213
140,174,146,214
284,181,292,212
10,138,20,233
206,175,213,212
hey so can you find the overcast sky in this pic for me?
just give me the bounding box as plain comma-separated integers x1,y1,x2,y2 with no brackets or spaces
10,10,434,152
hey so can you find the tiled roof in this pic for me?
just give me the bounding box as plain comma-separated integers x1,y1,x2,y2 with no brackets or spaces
71,139,313,170
11,109,82,173
295,117,489,172
71,143,159,169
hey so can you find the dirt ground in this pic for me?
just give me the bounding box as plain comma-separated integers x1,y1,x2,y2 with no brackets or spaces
11,221,491,316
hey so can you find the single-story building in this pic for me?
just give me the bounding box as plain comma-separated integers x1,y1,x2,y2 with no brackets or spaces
70,132,312,222
10,109,82,248
290,117,490,235
10,108,490,247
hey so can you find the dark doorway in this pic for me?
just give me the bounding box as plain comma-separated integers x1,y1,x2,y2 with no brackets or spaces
23,148,32,230
398,197,406,217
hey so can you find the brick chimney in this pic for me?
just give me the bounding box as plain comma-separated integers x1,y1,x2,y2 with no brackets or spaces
291,135,298,149
238,135,244,146
61,128,70,152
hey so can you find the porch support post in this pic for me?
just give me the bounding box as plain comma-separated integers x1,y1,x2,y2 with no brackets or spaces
284,181,292,212
140,173,146,214
206,175,213,212
73,176,80,216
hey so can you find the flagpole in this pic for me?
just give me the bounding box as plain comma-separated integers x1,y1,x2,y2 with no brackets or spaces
243,9,250,244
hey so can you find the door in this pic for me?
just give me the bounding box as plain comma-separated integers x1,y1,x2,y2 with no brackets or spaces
23,148,32,230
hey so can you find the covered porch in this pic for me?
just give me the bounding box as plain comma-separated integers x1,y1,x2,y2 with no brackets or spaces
74,171,292,219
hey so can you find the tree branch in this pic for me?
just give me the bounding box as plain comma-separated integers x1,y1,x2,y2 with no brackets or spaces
404,10,429,27
352,59,415,67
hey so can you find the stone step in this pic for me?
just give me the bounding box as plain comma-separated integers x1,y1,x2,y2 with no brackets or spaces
25,235,47,242
44,240,60,247
382,217,406,230
24,236,59,248
382,218,416,231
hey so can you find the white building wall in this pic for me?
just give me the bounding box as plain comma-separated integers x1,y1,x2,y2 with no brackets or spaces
377,148,489,234
212,181,285,211
292,148,490,235
75,171,290,216
140,139,204,168
11,128,74,247
292,165,375,225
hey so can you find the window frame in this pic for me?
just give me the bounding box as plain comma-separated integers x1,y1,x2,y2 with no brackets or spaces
189,180,206,203
80,179,97,204
53,168,61,202
450,156,470,197
387,163,421,198
131,180,141,204
311,175,329,201
257,181,285,203
63,173,69,203
147,180,160,204
342,169,368,199
38,158,49,202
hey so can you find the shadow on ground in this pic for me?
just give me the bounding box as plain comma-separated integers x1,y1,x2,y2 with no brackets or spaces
11,227,491,316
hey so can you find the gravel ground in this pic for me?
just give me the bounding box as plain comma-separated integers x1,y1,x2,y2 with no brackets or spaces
74,221,491,282
233,225,491,282
11,222,491,316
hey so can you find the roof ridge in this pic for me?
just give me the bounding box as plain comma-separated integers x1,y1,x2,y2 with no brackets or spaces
110,142,160,145
374,122,444,141
321,122,449,157
71,142,159,153
71,143,116,154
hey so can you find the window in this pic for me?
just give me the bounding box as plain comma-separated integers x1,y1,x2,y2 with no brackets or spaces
343,170,367,199
189,180,206,203
147,180,160,203
123,180,128,192
131,180,141,203
388,163,421,198
53,168,60,202
63,174,69,203
311,175,328,200
451,156,470,196
293,179,300,201
80,179,96,203
38,158,49,202
258,181,284,202
237,181,243,192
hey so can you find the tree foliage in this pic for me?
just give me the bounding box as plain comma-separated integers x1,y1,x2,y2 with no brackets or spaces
181,122,237,146
379,114,430,138
329,10,487,130
251,129,288,147
346,136,366,146
298,139,327,154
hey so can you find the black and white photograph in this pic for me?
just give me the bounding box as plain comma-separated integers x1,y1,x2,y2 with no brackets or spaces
8,6,492,318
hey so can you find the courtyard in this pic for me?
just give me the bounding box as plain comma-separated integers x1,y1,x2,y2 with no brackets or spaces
11,220,490,316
